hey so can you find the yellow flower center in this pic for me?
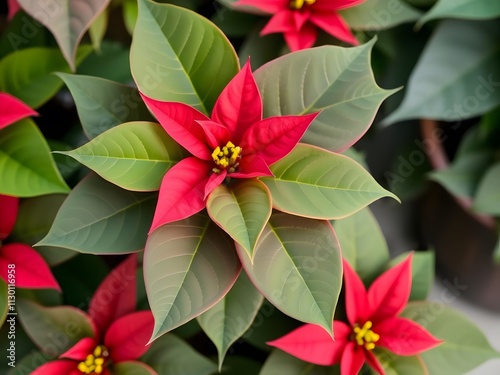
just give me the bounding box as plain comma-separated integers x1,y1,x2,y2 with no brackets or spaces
289,0,316,10
211,141,242,174
77,345,109,374
353,321,380,351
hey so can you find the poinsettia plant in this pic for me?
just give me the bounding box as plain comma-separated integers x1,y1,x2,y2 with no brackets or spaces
1,0,500,374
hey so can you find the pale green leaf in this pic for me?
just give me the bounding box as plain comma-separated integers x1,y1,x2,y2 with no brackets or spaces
197,272,264,370
141,334,217,375
144,214,241,339
60,122,185,191
237,213,342,335
333,207,390,284
261,144,398,220
0,46,92,108
130,0,239,115
89,8,108,52
36,173,156,254
17,0,111,70
207,179,272,259
113,362,157,375
384,20,500,124
56,73,153,139
402,302,500,374
18,299,95,356
473,162,500,215
123,0,139,35
255,39,398,152
377,351,428,375
420,0,500,24
341,0,421,30
0,119,69,197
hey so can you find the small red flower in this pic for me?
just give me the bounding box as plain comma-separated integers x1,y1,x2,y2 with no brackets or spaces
268,254,442,374
0,195,60,291
141,61,318,232
235,0,364,51
32,255,156,375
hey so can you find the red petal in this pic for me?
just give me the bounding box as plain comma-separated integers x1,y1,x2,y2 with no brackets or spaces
31,360,78,375
229,154,273,178
205,170,227,199
149,157,211,232
343,259,369,326
89,254,138,334
211,62,262,140
7,0,21,20
104,311,155,362
0,194,18,240
261,10,296,35
267,321,350,366
340,342,366,375
314,0,364,11
196,120,230,149
235,0,287,13
309,13,358,45
375,317,443,356
60,337,97,360
140,94,211,160
0,243,60,291
240,113,318,165
368,253,413,322
283,22,318,51
365,350,386,375
0,93,37,130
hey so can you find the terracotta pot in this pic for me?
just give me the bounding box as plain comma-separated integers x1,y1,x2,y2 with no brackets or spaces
419,119,500,311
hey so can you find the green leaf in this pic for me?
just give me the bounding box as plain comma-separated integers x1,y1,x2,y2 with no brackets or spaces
377,351,428,375
0,46,92,108
10,194,76,266
144,214,241,339
197,272,264,370
388,252,434,301
494,231,500,264
60,122,185,191
113,362,157,375
236,213,342,335
123,0,139,35
56,73,154,139
141,334,217,375
260,350,340,375
17,299,95,356
402,302,500,374
254,39,397,152
0,279,7,327
207,180,272,259
36,173,156,254
429,152,492,199
473,162,500,215
130,0,239,115
341,0,421,30
333,207,390,284
420,0,500,24
89,8,108,52
384,20,500,124
261,144,398,220
7,350,52,375
17,0,111,70
0,119,70,197
78,41,132,83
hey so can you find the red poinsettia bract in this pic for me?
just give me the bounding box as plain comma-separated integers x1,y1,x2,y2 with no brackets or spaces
0,195,60,291
268,254,442,374
141,62,318,232
235,0,364,51
32,255,156,375
0,92,37,130
7,0,21,20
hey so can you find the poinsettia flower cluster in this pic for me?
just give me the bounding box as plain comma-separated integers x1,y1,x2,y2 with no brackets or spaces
269,254,442,374
32,255,156,375
141,62,318,232
235,0,364,51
